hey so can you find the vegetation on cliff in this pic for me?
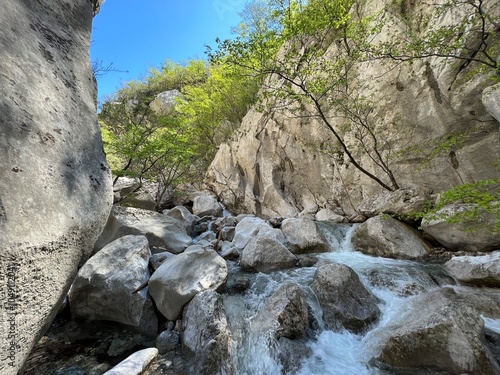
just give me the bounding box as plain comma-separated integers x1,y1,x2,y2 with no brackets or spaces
100,0,499,212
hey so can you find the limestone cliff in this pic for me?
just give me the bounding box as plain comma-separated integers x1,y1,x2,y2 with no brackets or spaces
0,1,112,373
206,0,500,218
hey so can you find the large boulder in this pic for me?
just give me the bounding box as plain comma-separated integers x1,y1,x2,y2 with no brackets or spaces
163,205,198,236
94,206,193,253
181,291,233,375
69,235,157,334
312,263,380,333
232,216,273,249
351,215,431,260
421,203,500,252
149,249,227,320
0,1,113,372
69,235,158,334
253,283,309,339
192,194,223,217
358,187,433,221
445,252,500,287
364,288,500,374
240,229,297,273
281,218,331,254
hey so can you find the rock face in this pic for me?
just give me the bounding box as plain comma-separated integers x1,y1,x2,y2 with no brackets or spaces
69,235,157,335
149,249,228,320
445,252,500,287
149,89,182,115
365,288,500,374
281,218,330,254
421,204,500,252
94,206,193,253
312,263,380,333
205,1,500,219
182,291,233,375
0,1,113,373
351,215,430,260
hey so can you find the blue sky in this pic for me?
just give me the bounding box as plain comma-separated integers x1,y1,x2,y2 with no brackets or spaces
91,0,246,102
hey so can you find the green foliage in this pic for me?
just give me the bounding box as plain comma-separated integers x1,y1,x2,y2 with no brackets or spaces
99,58,258,209
417,179,500,232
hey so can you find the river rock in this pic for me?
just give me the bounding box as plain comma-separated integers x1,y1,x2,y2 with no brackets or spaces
163,205,198,236
149,249,227,320
351,215,430,260
0,1,113,372
421,203,500,252
94,206,193,253
232,216,273,249
254,283,309,339
182,291,233,375
277,337,312,374
452,285,500,318
358,187,433,221
240,229,296,273
103,348,158,375
155,329,180,354
365,287,500,374
281,218,330,254
315,208,347,223
192,194,223,217
69,235,157,335
445,251,500,287
312,263,380,333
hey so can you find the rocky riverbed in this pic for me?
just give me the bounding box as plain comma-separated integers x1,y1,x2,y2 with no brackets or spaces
23,193,500,374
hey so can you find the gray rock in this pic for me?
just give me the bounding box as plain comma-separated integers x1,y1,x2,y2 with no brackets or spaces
452,285,500,318
182,291,233,375
254,283,309,339
240,230,296,273
150,251,175,271
94,206,193,254
219,241,240,260
0,2,113,371
421,203,500,252
315,209,347,223
312,263,380,333
149,249,227,320
358,187,433,221
232,216,273,249
364,288,500,374
351,215,430,260
445,251,500,287
482,83,500,124
281,218,330,254
192,195,223,217
69,235,157,335
155,330,180,354
149,89,182,115
103,348,158,375
277,337,312,374
163,205,198,236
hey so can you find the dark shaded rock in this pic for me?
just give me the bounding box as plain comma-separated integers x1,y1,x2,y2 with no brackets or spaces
365,288,500,375
181,291,233,375
312,263,380,333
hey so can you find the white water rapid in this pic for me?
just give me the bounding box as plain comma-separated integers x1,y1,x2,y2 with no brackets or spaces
223,224,458,375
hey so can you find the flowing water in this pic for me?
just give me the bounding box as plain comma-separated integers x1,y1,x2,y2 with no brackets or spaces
223,224,458,375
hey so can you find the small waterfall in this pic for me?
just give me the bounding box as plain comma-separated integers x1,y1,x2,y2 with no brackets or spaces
224,223,459,374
